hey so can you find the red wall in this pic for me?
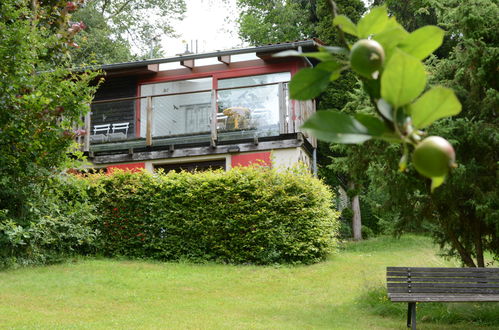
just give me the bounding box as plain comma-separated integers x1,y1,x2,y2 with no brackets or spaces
107,162,145,173
231,152,271,168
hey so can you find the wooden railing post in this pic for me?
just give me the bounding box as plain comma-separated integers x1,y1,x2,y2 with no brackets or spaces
146,96,152,146
210,90,217,147
278,82,287,134
83,110,91,152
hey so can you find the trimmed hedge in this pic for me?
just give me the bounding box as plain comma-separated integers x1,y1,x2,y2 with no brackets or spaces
86,166,339,264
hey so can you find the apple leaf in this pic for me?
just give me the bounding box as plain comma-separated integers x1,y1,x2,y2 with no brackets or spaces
320,46,349,56
409,86,462,129
332,15,357,36
302,111,375,144
357,6,389,38
399,26,445,60
289,68,331,100
373,23,409,62
273,50,334,62
381,49,427,108
354,113,386,135
376,98,393,121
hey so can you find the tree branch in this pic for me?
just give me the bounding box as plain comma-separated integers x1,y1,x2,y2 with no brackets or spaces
109,0,134,19
326,0,349,49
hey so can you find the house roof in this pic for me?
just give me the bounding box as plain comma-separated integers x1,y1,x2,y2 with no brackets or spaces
98,39,323,74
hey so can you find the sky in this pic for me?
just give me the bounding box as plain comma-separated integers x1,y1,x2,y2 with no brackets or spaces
160,0,244,56
157,0,372,57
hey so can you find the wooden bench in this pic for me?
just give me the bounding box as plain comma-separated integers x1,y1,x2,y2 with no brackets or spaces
386,267,499,329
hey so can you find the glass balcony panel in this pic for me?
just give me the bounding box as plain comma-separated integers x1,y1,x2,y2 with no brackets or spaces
140,91,212,138
217,85,280,137
90,100,136,144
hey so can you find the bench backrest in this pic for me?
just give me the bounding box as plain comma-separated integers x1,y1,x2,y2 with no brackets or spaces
387,267,499,300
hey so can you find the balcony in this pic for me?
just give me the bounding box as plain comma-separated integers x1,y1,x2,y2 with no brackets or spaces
80,72,314,154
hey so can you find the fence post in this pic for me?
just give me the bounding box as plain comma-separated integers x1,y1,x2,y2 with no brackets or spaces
146,96,152,146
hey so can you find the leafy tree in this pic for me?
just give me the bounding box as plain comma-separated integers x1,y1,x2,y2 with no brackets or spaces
365,0,498,266
69,0,187,65
0,0,98,220
288,0,498,266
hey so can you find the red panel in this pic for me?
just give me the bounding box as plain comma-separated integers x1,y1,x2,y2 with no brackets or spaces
232,152,272,168
107,162,145,173
138,61,298,85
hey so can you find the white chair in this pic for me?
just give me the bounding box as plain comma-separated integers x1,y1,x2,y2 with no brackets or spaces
108,122,129,141
90,124,110,143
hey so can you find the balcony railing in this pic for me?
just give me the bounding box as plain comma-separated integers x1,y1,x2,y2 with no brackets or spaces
80,81,314,152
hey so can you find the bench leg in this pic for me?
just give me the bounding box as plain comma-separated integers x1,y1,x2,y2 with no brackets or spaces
407,302,417,329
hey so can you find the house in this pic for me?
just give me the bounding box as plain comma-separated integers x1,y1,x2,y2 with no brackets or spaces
79,40,321,173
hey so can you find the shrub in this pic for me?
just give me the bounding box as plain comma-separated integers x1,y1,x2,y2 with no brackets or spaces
85,166,339,264
0,176,99,269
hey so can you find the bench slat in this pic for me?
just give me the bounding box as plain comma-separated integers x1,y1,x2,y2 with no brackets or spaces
388,282,499,289
387,276,499,283
388,293,499,302
388,287,499,294
387,267,499,273
387,271,499,279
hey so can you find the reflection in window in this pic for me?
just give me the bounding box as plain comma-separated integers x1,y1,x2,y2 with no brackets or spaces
217,84,281,136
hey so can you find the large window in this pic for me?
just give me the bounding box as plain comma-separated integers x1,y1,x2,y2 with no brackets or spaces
140,78,212,137
216,72,290,137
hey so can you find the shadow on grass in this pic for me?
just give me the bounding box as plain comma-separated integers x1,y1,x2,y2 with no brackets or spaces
358,284,499,327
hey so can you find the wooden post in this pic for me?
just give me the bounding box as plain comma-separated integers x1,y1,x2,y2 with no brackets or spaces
83,111,91,152
146,96,152,146
278,82,286,134
210,90,217,147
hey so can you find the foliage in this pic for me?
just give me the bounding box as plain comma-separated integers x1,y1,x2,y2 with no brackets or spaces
69,5,133,65
0,176,99,269
0,1,98,217
363,0,499,267
83,167,339,265
288,4,461,190
0,0,99,267
69,0,186,64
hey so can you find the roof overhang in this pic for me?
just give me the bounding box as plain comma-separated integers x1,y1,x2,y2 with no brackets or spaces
95,39,323,76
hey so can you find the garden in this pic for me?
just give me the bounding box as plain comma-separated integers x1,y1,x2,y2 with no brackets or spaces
1,0,498,329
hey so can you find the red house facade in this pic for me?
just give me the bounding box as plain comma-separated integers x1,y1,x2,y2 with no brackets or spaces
80,40,320,173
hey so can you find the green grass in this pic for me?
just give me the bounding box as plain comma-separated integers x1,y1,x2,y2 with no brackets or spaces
1,235,498,329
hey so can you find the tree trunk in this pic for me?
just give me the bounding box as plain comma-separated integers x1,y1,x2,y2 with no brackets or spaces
349,181,362,241
448,227,476,267
473,216,485,267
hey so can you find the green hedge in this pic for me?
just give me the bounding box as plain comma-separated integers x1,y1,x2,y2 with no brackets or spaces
86,166,339,264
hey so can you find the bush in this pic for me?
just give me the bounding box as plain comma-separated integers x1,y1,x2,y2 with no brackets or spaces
0,176,99,269
85,166,340,264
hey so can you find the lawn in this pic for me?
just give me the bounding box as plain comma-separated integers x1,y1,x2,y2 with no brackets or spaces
1,235,497,329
